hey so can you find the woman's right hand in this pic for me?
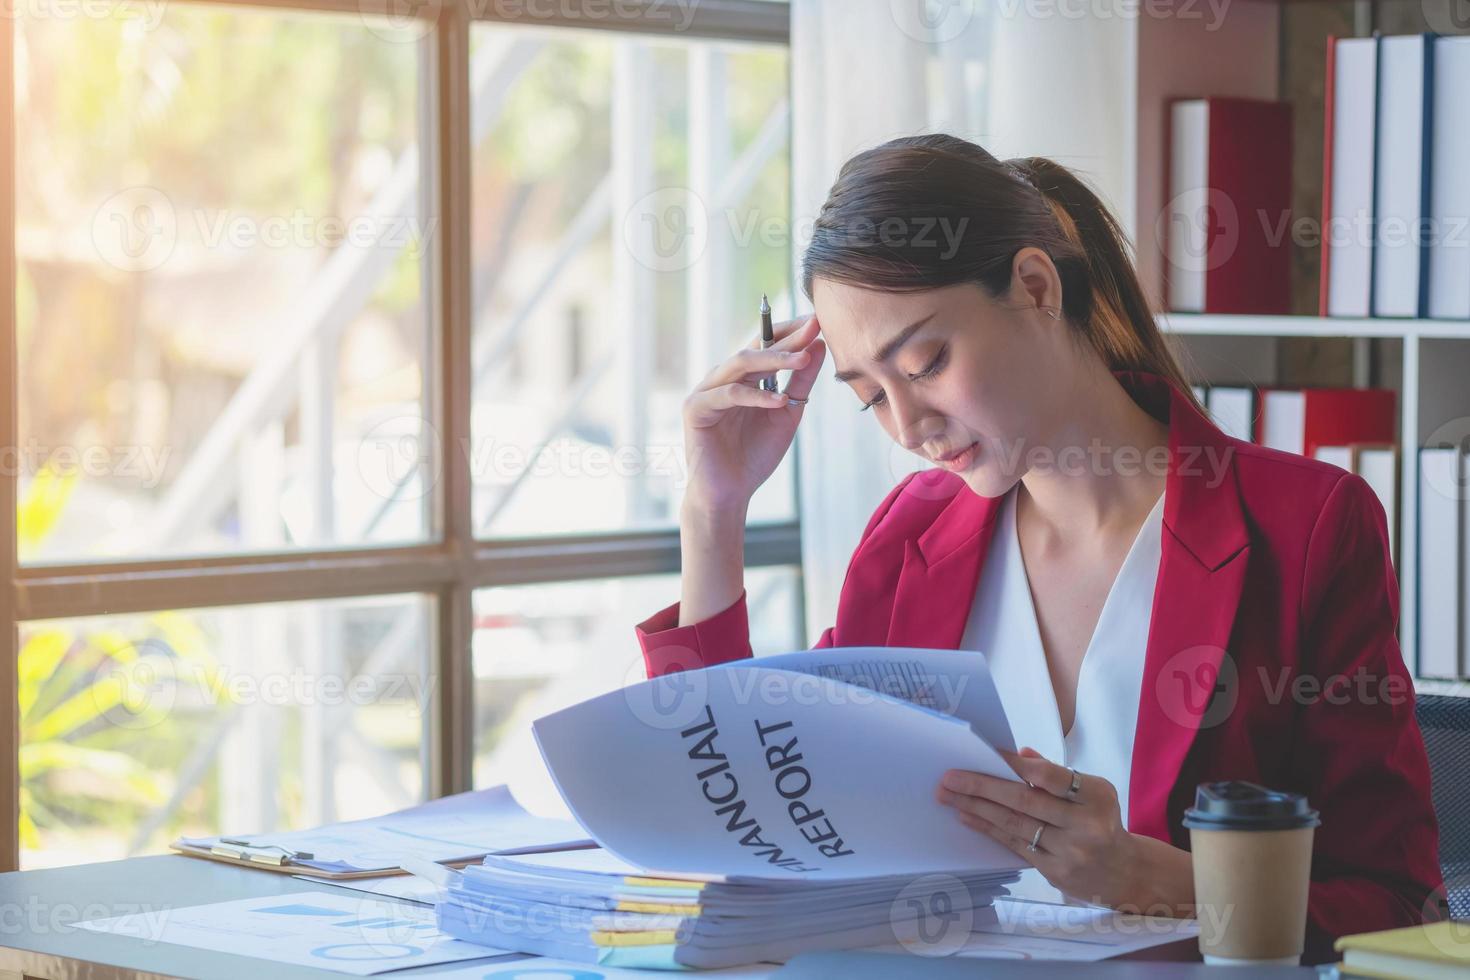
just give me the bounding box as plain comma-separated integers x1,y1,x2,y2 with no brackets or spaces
681,315,826,515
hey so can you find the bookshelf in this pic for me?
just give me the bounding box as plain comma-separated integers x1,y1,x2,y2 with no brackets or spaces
1132,3,1470,685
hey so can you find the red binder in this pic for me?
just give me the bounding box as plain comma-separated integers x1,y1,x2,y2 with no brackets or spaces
1165,97,1294,314
1252,387,1397,459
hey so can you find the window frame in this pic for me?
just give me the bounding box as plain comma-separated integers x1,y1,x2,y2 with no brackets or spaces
0,0,798,872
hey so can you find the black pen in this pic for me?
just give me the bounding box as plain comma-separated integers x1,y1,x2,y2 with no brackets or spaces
759,294,779,393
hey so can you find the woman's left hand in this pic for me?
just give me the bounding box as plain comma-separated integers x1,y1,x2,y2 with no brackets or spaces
936,747,1195,916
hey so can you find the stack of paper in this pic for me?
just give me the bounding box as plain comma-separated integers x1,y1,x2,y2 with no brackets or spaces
436,847,1020,969
435,649,1032,968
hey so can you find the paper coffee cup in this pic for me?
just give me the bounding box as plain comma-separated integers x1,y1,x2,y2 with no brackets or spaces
1183,781,1319,966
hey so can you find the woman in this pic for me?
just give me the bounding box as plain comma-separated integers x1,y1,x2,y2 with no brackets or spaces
634,134,1443,958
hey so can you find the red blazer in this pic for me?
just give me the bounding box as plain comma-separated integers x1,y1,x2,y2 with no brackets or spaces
636,370,1443,955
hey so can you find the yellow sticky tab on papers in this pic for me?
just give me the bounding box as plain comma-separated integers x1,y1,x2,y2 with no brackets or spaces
622,876,704,891
590,929,681,947
615,901,702,915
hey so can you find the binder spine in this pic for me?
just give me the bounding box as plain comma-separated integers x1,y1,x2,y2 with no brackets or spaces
1320,35,1337,317
1368,32,1383,318
1418,32,1437,319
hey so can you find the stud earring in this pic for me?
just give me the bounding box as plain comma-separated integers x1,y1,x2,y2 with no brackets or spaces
1039,306,1061,320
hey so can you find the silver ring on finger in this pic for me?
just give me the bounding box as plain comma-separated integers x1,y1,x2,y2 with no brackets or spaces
1066,767,1082,802
1028,822,1046,852
785,396,807,406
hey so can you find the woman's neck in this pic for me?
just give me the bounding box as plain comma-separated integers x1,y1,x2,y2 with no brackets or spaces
1016,359,1170,546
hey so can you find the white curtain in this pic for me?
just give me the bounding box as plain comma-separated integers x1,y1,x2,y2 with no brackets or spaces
790,0,1137,638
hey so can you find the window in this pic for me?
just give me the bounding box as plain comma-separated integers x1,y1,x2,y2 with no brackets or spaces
4,0,796,870
18,5,429,562
468,24,796,536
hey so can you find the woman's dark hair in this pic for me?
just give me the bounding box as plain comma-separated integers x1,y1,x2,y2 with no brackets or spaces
801,133,1200,409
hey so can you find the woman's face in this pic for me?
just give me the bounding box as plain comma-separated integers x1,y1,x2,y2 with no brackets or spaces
812,265,1073,499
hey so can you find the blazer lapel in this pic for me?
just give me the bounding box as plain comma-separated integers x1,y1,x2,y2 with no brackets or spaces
884,474,1002,649
1120,373,1252,842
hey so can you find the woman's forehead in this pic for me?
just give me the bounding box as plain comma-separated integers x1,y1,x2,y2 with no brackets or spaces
814,281,978,352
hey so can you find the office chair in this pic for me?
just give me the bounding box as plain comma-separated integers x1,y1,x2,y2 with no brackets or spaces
1416,692,1470,919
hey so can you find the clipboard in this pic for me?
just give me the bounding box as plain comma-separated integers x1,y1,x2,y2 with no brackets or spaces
169,840,482,879
166,785,594,879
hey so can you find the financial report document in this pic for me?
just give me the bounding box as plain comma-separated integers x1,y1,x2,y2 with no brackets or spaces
534,647,1027,881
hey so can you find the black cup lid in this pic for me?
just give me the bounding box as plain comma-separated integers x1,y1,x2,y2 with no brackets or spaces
1182,781,1320,831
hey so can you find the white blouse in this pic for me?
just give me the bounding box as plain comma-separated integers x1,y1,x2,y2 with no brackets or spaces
959,484,1165,828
